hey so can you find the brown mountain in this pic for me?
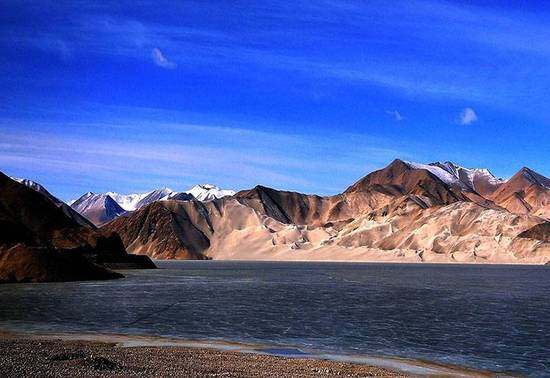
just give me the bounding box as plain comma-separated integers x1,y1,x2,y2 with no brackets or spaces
104,200,214,260
0,173,155,283
234,185,351,227
344,159,468,206
101,159,549,264
490,167,550,218
14,178,95,228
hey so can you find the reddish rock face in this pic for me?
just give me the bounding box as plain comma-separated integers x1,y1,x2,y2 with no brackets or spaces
490,167,550,218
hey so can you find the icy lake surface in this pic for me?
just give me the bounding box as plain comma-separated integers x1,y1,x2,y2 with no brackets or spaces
1,261,549,376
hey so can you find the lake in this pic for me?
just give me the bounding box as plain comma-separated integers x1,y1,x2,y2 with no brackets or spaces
1,261,549,376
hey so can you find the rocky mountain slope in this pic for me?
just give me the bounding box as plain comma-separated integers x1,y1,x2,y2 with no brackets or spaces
490,167,550,218
13,178,95,228
103,159,550,264
71,192,126,226
0,173,155,283
106,200,213,260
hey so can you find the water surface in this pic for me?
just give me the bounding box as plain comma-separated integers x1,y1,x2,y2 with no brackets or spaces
1,261,549,376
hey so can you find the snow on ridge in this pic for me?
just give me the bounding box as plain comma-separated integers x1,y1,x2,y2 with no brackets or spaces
106,191,146,211
432,161,506,189
71,192,120,213
97,184,235,210
402,160,509,193
403,161,467,188
186,184,236,201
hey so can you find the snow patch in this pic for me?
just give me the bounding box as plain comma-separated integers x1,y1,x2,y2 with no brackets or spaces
403,161,468,188
185,184,236,201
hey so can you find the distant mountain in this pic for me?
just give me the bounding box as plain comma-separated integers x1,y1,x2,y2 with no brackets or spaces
186,184,236,201
70,193,126,226
110,184,234,208
166,192,195,201
13,178,95,228
136,188,175,209
0,173,155,283
71,184,235,223
104,159,549,264
105,188,174,211
105,192,146,211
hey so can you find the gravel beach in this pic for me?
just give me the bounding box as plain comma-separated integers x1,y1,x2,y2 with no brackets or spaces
0,335,405,377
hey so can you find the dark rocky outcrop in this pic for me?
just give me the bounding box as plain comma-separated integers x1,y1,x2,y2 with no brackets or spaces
0,172,155,283
0,244,122,283
517,222,550,242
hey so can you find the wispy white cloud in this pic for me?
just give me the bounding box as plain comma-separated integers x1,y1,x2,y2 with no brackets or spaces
0,115,413,199
459,107,478,125
386,110,404,122
151,47,176,69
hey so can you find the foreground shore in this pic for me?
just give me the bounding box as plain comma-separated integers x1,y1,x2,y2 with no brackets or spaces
0,334,404,377
0,332,497,377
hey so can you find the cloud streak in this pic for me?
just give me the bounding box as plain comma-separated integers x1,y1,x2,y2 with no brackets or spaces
151,47,176,69
386,110,404,122
0,116,413,199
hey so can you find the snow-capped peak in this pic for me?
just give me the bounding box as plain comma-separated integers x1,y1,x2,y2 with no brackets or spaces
71,192,120,213
105,188,174,211
401,160,505,193
185,184,236,201
403,161,469,189
430,161,505,192
12,177,63,204
70,184,235,213
106,191,145,211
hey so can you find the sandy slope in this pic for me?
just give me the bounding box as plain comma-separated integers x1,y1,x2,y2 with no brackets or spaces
204,199,549,264
104,159,550,264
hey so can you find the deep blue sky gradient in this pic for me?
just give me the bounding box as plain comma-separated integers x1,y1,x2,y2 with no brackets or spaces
1,1,549,200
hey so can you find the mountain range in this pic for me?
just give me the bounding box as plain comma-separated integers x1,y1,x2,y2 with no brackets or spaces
6,159,549,265
69,184,236,226
98,159,549,263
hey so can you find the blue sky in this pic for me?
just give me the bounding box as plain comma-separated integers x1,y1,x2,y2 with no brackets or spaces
1,0,549,200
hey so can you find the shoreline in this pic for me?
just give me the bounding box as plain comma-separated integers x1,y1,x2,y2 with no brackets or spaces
155,258,548,266
0,330,496,377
